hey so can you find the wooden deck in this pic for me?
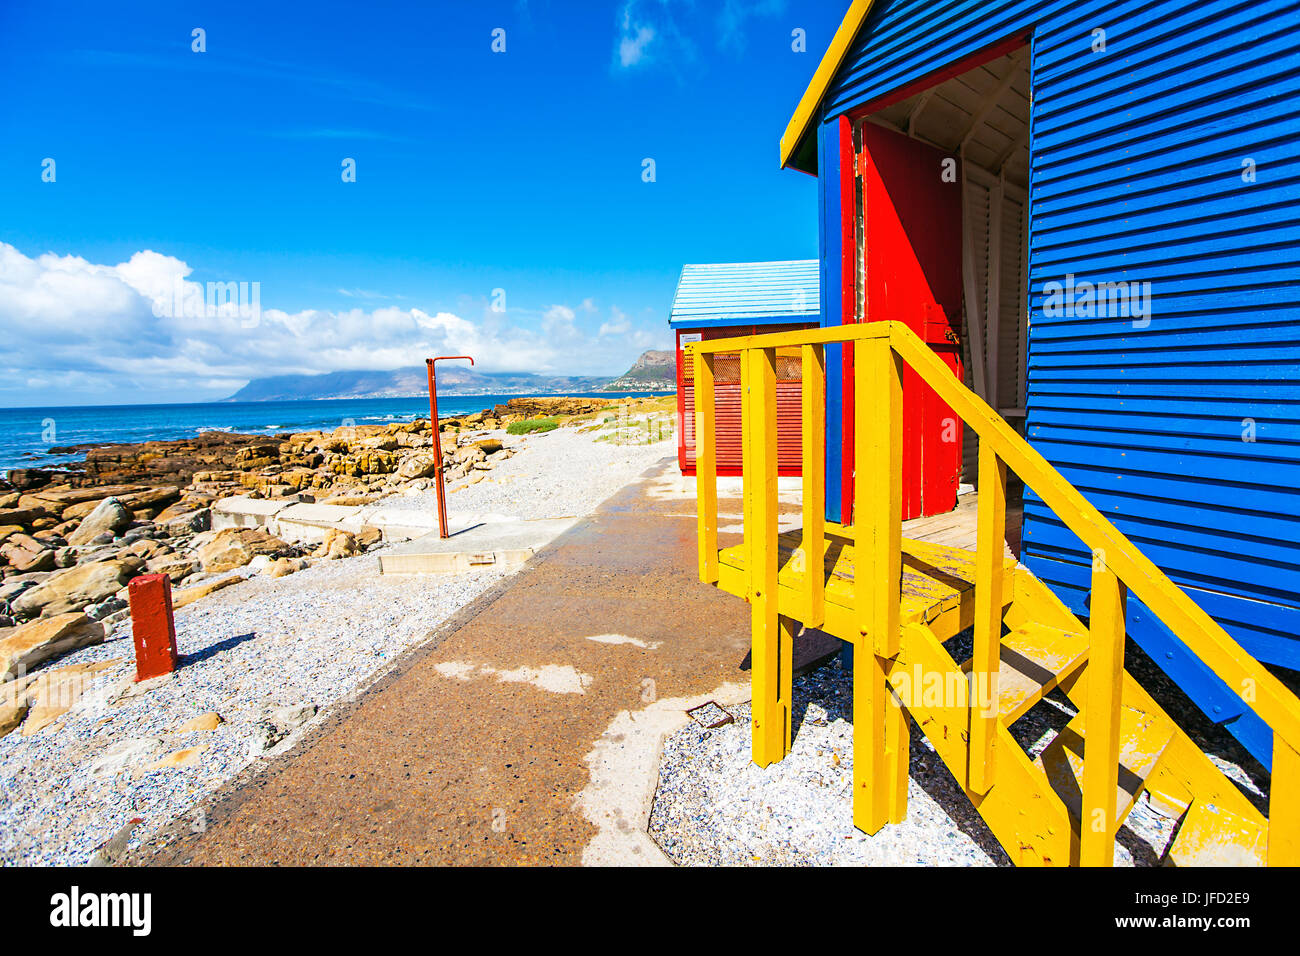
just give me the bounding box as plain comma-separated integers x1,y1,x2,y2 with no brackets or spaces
903,490,1023,561
714,491,1023,646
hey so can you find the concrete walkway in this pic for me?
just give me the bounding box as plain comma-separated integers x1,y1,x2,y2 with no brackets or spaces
139,458,830,866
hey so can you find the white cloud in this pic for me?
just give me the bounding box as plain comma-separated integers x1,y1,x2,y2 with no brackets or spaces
615,0,782,72
0,243,671,402
619,25,655,67
717,0,787,52
599,307,632,338
617,5,656,67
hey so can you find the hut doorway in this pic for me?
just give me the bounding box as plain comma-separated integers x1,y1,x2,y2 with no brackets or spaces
849,42,1032,494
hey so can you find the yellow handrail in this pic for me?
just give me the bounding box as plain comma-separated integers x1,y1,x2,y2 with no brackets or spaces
688,319,1300,864
883,323,1300,752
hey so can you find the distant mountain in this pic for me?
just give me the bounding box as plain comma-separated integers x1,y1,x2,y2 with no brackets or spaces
224,366,611,402
601,350,675,391
223,355,675,402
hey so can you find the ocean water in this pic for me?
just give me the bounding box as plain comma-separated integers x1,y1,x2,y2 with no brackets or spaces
0,393,669,473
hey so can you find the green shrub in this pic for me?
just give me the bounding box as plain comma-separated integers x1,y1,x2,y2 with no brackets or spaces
506,417,560,435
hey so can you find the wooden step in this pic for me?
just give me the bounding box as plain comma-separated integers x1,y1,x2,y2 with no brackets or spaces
961,622,1089,725
716,528,1016,643
1166,801,1267,867
1036,704,1176,833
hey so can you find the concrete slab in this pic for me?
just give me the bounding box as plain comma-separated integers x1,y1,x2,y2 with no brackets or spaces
211,494,447,545
376,517,579,574
272,503,365,542
211,496,292,531
354,508,442,542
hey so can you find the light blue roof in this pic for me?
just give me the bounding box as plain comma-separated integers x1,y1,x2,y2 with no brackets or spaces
669,260,820,329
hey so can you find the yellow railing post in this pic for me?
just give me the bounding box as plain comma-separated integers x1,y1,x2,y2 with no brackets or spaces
858,334,903,656
1269,733,1300,865
801,343,826,627
851,332,904,834
886,687,910,824
1080,549,1127,866
744,347,789,766
969,439,1006,794
693,348,718,584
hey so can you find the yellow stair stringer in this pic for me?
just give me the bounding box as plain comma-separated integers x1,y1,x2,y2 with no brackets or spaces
892,620,1074,866
1011,567,1269,839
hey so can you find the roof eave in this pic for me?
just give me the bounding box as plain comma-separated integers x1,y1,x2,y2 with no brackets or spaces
779,0,879,172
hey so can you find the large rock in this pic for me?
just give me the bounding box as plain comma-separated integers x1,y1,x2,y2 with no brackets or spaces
172,574,242,609
118,485,181,512
0,671,35,736
0,612,107,682
158,507,210,535
66,497,132,546
1,533,56,573
10,557,143,618
19,484,144,517
0,508,45,529
176,711,223,733
396,454,438,480
196,527,289,572
5,468,56,491
90,737,163,778
329,451,396,477
0,696,28,737
8,547,56,573
267,557,307,578
313,530,357,560
0,574,48,609
18,659,118,735
145,554,198,583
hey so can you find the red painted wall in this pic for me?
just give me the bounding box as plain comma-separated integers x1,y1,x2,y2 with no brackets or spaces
845,122,964,521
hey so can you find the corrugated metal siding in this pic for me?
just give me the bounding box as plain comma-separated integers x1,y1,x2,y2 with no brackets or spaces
825,0,1060,118
814,0,1300,763
1024,0,1300,671
679,327,810,476
669,261,821,327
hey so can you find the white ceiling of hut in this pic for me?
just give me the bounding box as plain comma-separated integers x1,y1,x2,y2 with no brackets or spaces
866,50,1031,189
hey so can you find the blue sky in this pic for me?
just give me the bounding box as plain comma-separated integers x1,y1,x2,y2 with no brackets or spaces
0,0,844,406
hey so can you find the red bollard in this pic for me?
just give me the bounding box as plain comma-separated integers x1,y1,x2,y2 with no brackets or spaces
127,573,179,682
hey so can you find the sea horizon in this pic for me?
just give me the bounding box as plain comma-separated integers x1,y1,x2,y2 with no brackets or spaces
0,391,672,473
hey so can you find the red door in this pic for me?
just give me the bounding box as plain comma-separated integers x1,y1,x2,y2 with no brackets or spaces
846,122,964,522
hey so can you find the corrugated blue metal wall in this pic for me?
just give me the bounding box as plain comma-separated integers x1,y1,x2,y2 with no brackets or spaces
815,0,1300,765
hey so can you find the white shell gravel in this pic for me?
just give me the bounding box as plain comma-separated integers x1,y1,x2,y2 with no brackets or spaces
380,426,672,520
647,657,1220,866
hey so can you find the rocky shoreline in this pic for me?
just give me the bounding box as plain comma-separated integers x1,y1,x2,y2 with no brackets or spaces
0,395,666,740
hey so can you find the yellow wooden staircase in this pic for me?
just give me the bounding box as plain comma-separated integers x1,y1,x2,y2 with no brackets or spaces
687,320,1300,866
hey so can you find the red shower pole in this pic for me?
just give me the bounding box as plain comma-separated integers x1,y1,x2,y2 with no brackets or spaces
426,355,474,538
